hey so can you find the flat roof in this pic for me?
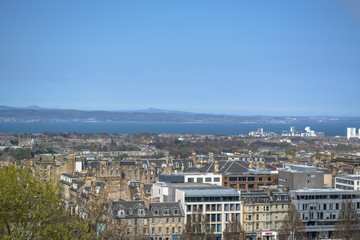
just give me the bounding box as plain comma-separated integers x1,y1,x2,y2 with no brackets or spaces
182,188,239,197
336,175,360,180
291,188,360,194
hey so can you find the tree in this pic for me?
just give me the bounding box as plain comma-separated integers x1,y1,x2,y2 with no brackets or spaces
223,214,245,240
333,200,360,240
0,166,91,239
278,204,305,240
183,210,215,240
84,185,119,239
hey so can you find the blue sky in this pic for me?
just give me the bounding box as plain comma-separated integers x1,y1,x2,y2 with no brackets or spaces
1,0,360,116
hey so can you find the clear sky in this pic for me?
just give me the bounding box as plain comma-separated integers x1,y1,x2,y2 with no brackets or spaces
1,0,360,116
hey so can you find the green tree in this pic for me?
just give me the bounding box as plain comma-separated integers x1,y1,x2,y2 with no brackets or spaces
0,166,91,239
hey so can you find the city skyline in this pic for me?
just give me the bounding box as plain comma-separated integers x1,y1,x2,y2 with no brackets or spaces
1,1,360,116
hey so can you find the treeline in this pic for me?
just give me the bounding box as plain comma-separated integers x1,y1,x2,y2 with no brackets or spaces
150,136,291,158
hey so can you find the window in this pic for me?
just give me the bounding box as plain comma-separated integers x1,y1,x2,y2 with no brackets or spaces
214,224,220,233
206,204,211,211
214,177,220,182
188,178,194,183
239,177,246,181
158,227,162,234
178,217,181,223
197,178,203,183
172,227,175,234
205,177,212,182
163,207,169,215
152,227,155,234
178,227,181,233
118,209,125,217
138,208,145,216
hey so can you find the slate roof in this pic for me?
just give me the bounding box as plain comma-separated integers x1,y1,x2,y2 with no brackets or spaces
149,202,184,217
86,161,100,170
198,160,249,174
120,160,137,165
113,200,149,219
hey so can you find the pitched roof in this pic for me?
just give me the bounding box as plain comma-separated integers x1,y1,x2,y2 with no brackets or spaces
198,160,249,174
149,202,184,217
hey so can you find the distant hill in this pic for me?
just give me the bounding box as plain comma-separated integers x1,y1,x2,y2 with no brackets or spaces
0,105,17,110
0,106,359,123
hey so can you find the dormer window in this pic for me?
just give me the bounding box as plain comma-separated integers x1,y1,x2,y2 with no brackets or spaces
118,209,125,217
73,184,78,189
163,207,169,215
188,162,193,167
138,208,145,216
153,208,159,215
95,186,101,194
175,162,179,168
129,208,133,215
173,208,179,215
101,165,105,176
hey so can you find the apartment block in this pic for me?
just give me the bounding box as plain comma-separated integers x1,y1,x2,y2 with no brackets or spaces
291,188,360,239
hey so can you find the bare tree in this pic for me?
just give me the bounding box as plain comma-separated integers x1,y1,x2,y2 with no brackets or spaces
223,214,245,240
79,183,125,239
278,204,305,240
333,200,360,240
183,210,215,240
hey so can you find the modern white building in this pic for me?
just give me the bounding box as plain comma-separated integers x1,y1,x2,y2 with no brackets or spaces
335,175,360,191
182,172,222,186
291,188,360,239
152,182,241,239
175,187,241,238
347,127,359,139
